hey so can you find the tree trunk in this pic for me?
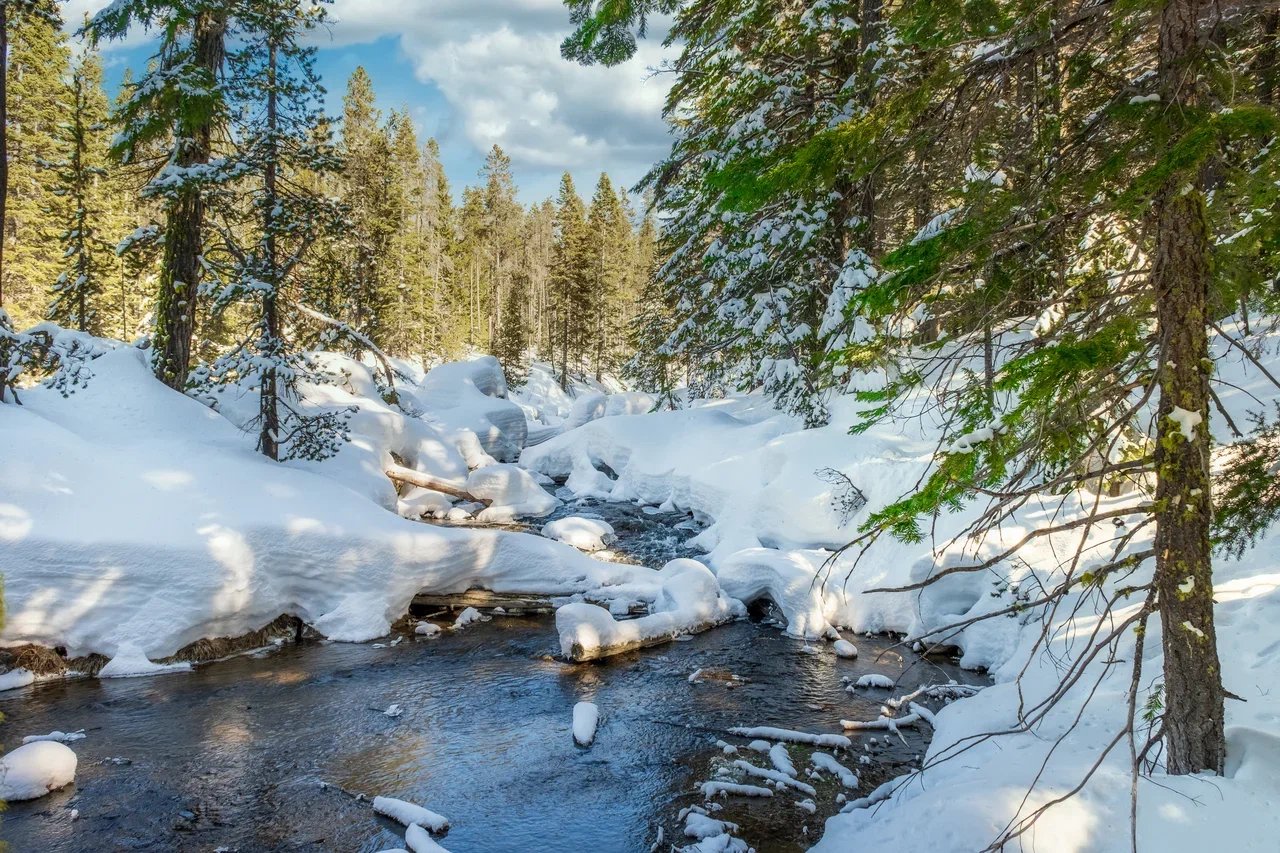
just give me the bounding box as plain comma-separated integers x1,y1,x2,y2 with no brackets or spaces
152,10,226,390
1151,0,1225,777
1,0,8,310
259,38,280,461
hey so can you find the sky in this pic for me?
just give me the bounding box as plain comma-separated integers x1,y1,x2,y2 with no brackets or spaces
60,0,675,204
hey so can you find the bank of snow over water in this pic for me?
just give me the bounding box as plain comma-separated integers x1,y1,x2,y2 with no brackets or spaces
525,330,1280,853
0,343,674,664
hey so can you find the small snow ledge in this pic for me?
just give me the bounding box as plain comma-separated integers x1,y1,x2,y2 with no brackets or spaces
556,559,745,661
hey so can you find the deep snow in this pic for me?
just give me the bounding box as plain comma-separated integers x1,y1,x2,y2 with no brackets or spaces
521,330,1280,853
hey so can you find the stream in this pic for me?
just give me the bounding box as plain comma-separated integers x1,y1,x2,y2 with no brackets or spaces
1,494,984,853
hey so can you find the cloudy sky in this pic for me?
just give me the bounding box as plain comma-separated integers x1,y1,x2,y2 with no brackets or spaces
62,0,674,203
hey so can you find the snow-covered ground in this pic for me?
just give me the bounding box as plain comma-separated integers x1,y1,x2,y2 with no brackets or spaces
4,329,1279,851
522,332,1280,853
0,341,686,667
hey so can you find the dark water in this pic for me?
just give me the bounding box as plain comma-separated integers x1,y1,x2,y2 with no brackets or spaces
1,499,983,853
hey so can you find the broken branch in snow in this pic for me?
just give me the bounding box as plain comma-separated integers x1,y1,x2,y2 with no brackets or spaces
385,464,487,504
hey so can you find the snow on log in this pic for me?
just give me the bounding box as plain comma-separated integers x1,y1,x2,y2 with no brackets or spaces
556,559,744,661
0,741,78,801
700,781,774,799
573,701,600,746
21,730,86,745
386,465,481,503
731,760,817,796
373,796,450,833
405,822,451,853
840,712,922,732
684,811,739,839
811,752,859,788
727,726,852,749
768,742,797,777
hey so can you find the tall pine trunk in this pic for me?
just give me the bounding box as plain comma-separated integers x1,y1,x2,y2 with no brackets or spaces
259,37,280,461
153,10,225,390
1151,0,1225,776
1,1,8,311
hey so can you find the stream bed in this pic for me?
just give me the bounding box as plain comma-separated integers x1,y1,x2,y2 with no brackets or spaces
1,495,984,853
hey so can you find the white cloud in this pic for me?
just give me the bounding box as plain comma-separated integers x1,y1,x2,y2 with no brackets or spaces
325,0,672,188
61,0,673,194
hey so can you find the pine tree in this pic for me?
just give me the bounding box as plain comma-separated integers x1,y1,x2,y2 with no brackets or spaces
2,0,68,328
583,173,629,380
479,145,522,351
46,49,114,334
196,0,347,462
336,66,400,349
90,0,231,390
549,172,589,389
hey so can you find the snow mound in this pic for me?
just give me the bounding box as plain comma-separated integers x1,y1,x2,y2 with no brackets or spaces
373,796,449,832
556,559,745,661
0,668,36,692
452,607,489,629
98,643,192,679
573,701,599,746
22,731,86,745
466,464,559,522
833,639,858,659
542,516,617,552
0,741,78,801
416,355,526,462
716,548,845,640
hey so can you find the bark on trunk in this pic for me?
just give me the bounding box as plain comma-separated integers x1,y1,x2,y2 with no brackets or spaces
1151,0,1226,777
1,1,9,310
152,10,226,390
259,38,280,461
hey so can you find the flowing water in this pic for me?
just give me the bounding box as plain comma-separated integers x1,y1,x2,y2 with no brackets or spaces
1,496,983,853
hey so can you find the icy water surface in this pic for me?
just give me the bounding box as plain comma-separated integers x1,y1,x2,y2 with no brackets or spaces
1,498,983,852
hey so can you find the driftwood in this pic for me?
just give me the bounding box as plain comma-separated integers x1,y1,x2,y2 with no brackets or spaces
385,463,487,504
412,589,555,616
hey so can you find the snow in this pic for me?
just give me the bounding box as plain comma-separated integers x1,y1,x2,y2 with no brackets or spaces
572,701,599,746
832,639,858,659
556,559,745,660
451,607,489,629
0,341,674,662
0,741,78,801
699,781,774,799
811,753,858,788
541,516,617,552
1169,405,1203,442
684,811,738,839
415,621,442,637
731,759,817,796
98,643,192,678
404,822,451,853
853,674,894,689
0,668,36,692
768,742,796,777
22,731,86,745
727,727,851,749
372,796,449,833
466,463,559,522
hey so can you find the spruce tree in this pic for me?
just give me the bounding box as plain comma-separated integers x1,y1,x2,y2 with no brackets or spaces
47,49,114,334
90,0,231,390
549,172,589,389
197,0,347,462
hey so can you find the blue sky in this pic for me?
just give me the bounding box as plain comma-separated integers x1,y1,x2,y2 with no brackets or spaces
69,0,674,205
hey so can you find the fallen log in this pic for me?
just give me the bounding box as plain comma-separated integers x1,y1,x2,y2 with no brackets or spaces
412,589,554,616
385,464,487,504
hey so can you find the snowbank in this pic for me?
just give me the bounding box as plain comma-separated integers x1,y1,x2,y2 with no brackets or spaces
0,741,77,801
465,464,558,522
556,559,746,661
528,327,1280,853
541,516,617,552
0,344,667,664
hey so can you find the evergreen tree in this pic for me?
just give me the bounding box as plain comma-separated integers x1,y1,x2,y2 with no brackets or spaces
197,0,347,461
549,171,589,388
2,0,68,328
90,0,231,390
46,49,114,334
583,172,629,380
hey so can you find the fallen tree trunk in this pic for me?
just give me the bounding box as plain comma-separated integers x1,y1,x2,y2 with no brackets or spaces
385,464,487,504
